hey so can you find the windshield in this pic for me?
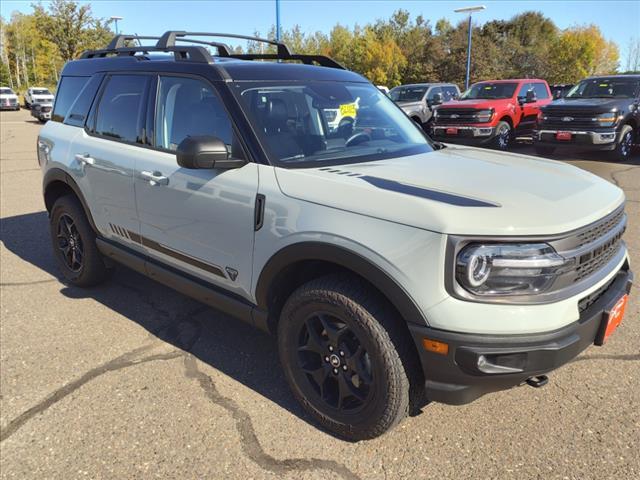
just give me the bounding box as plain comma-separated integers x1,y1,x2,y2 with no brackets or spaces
565,78,639,99
0,88,15,95
389,86,428,102
233,81,432,168
460,82,518,100
33,89,51,95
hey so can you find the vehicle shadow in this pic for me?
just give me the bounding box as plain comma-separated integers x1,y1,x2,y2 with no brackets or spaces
0,211,315,431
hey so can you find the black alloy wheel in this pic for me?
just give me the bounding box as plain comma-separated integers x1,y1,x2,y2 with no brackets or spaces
56,213,84,272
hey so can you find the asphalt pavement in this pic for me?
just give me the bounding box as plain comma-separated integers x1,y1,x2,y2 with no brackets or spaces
1,108,638,479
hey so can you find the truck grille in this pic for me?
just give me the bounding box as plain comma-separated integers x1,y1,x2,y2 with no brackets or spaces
435,108,480,124
540,110,599,129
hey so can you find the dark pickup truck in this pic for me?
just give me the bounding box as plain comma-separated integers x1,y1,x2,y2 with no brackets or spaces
534,75,640,161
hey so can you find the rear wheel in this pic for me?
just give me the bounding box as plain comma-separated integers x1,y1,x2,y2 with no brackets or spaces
278,274,413,440
49,195,110,287
609,125,634,162
491,121,512,151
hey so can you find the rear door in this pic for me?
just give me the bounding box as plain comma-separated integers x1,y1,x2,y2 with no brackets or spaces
70,73,150,248
133,74,259,299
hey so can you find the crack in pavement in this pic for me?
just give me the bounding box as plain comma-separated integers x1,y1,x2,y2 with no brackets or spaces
610,166,638,189
0,343,179,442
572,353,640,362
1,281,360,479
182,354,361,480
0,279,58,287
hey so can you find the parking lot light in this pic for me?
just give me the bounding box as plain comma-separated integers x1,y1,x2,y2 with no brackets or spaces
454,5,486,90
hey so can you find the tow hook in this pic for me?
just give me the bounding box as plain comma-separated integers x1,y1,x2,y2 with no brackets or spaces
526,375,549,388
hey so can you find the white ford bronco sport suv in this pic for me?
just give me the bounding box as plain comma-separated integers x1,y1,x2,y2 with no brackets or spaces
38,33,633,441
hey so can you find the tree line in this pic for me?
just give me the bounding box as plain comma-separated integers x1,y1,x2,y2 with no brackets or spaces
1,1,637,93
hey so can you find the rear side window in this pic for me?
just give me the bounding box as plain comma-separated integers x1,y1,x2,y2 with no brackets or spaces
52,76,89,122
532,83,549,100
94,75,149,144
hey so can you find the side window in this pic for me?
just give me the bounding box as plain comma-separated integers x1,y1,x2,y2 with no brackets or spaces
517,83,532,100
532,83,549,100
52,76,89,122
94,75,149,144
154,76,238,155
442,86,458,101
427,86,442,101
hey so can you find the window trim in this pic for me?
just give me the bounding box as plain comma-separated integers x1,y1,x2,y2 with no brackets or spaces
52,75,90,123
85,72,152,147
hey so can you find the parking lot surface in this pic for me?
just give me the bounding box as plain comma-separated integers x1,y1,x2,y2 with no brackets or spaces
1,108,638,479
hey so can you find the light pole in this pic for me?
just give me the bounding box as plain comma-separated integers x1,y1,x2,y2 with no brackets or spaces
110,16,123,36
275,0,281,42
454,5,485,90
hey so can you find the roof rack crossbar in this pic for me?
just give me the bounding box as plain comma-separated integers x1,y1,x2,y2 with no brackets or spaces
157,31,292,57
80,45,213,63
230,53,345,70
106,35,161,50
173,38,232,56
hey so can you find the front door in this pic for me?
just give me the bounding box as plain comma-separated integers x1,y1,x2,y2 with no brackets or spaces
134,75,258,299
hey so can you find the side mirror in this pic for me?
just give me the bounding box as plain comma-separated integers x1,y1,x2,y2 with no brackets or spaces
431,92,444,106
176,136,244,169
525,90,537,103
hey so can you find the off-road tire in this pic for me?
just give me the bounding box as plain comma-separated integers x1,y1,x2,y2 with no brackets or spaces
49,195,109,287
278,274,416,441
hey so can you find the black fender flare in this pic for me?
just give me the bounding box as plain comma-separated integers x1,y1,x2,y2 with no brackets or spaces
43,168,98,232
255,242,428,326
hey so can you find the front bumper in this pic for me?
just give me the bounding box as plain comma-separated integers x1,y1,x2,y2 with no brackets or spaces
0,102,19,110
409,264,633,405
534,129,618,150
431,124,495,145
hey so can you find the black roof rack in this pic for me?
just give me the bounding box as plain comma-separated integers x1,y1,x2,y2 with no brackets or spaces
80,31,345,69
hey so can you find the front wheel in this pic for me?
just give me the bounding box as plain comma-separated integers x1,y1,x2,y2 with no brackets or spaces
609,125,634,162
278,275,413,440
491,121,512,151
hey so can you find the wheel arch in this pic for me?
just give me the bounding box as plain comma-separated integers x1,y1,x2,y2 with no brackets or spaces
255,242,428,332
498,115,514,128
43,168,97,232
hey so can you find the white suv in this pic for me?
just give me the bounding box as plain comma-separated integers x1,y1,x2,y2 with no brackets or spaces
24,87,54,108
38,32,633,441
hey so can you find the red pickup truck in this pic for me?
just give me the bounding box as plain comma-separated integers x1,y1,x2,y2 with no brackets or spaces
430,79,552,150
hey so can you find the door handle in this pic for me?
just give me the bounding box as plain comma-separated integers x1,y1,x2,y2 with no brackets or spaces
140,170,169,186
75,153,95,165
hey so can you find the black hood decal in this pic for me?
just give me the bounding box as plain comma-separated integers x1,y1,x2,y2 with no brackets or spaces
359,175,500,207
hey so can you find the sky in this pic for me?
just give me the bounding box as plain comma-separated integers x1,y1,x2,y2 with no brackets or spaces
2,0,639,67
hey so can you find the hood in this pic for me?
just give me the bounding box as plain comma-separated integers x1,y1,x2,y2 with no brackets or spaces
437,98,514,110
274,146,624,236
395,101,424,111
542,97,624,113
0,94,18,100
33,95,54,101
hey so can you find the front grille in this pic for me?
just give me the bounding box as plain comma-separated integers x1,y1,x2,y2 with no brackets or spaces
435,108,481,124
540,110,600,129
41,106,52,113
554,206,627,285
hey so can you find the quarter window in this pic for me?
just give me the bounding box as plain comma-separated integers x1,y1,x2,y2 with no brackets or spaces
154,76,237,155
52,76,89,122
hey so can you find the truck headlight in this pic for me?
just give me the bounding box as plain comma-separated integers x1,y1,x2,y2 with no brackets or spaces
596,112,618,127
474,109,493,122
456,243,567,297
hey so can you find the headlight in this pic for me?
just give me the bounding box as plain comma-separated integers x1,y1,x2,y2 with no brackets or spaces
456,243,567,297
474,109,493,122
595,112,618,127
